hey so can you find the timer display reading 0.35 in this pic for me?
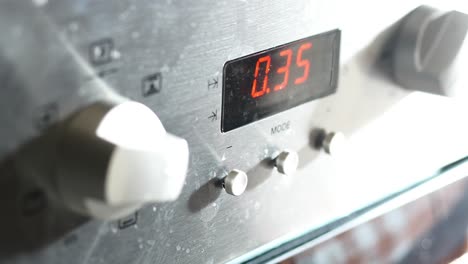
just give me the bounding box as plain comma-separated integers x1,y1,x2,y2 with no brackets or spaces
250,42,312,99
222,29,340,132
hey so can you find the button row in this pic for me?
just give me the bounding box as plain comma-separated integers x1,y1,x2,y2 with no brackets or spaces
223,130,345,196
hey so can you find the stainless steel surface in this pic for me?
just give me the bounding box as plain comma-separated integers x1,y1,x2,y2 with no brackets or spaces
274,150,299,176
223,170,248,197
0,1,467,264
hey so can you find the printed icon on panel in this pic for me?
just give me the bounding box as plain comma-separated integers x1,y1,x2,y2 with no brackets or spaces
142,73,162,97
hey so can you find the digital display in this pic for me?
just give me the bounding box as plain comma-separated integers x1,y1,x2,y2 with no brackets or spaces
221,29,340,132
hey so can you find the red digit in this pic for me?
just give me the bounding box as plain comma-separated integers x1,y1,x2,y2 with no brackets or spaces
251,55,272,98
274,49,293,91
294,42,312,85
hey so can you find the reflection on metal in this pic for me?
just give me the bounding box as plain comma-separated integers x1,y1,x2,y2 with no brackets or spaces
253,157,468,264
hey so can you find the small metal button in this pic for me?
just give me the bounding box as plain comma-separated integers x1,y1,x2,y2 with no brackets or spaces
275,150,299,176
322,131,346,156
223,169,248,196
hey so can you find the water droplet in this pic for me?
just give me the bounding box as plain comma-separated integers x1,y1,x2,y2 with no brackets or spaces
131,31,140,39
11,26,24,38
161,64,170,72
176,245,181,251
68,22,79,32
152,206,157,212
111,50,121,60
254,202,261,210
118,13,128,21
186,248,190,253
32,0,48,6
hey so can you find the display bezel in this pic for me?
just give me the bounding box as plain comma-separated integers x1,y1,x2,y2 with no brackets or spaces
221,29,341,133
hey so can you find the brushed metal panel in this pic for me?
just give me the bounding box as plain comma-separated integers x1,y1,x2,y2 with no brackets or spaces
0,1,467,264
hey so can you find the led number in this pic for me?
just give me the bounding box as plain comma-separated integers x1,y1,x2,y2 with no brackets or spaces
250,41,313,99
294,42,312,85
274,49,293,91
251,55,272,98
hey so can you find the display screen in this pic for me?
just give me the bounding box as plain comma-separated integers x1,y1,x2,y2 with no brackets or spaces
221,29,340,132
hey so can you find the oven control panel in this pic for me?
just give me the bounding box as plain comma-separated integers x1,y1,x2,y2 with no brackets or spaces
0,1,467,263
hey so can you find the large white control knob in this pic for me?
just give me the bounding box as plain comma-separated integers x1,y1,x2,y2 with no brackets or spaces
56,101,189,220
392,6,468,96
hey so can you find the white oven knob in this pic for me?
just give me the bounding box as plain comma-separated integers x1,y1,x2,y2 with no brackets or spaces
56,101,189,220
275,150,299,176
392,6,468,96
322,131,346,156
223,169,248,196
